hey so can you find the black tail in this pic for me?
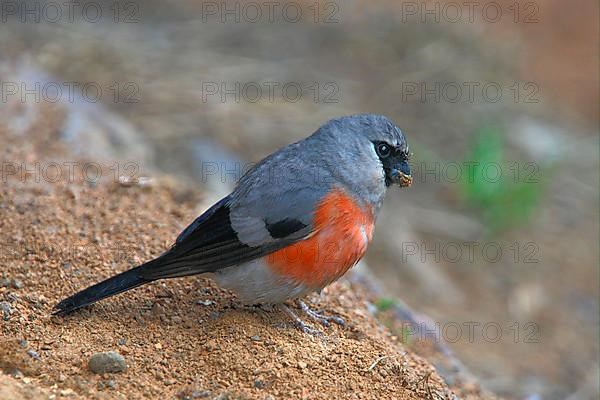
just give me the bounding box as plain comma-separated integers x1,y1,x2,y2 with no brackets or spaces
54,196,246,315
53,259,159,315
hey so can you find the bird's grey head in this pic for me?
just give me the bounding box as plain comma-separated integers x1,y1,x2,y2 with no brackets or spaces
231,114,412,219
312,114,412,189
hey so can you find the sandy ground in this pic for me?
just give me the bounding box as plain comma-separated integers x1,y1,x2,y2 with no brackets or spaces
0,108,494,399
1,2,597,396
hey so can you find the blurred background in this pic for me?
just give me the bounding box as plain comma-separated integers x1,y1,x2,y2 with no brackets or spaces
0,0,598,398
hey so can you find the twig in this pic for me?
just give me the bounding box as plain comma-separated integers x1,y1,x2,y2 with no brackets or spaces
366,355,389,372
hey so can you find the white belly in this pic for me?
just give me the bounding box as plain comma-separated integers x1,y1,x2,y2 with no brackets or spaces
213,258,313,304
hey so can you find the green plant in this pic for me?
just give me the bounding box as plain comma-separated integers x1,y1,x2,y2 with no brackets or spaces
375,297,397,312
459,124,547,233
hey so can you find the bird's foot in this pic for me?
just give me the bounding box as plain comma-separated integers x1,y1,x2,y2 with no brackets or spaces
279,300,345,335
279,304,323,336
298,300,345,327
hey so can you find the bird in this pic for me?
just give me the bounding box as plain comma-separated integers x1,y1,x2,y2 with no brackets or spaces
54,114,412,333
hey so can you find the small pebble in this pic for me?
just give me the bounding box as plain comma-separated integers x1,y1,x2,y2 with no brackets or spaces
89,351,127,374
250,335,261,341
59,388,75,397
117,338,127,346
11,279,24,289
1,301,12,320
196,300,213,306
204,340,218,351
27,349,41,360
0,278,10,287
254,379,265,389
190,390,211,398
6,293,18,302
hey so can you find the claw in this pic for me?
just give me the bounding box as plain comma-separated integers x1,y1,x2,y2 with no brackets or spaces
279,304,323,336
279,300,345,336
298,300,345,327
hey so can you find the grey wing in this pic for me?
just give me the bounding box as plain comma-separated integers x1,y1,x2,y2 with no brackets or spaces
227,146,330,246
139,155,329,280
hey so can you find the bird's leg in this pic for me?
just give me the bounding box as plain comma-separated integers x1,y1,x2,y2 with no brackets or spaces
279,304,322,336
298,300,345,327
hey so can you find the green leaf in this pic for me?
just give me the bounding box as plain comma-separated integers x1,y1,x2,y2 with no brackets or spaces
375,298,396,312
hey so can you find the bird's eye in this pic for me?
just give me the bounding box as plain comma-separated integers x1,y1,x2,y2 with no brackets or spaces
376,143,391,158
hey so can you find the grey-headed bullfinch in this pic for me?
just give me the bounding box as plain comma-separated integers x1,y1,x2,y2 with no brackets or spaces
54,114,412,332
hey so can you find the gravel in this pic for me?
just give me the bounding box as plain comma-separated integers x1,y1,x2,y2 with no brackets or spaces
88,351,127,374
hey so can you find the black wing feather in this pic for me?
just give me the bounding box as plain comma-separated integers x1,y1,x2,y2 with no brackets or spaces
265,218,308,239
138,197,295,280
54,195,305,314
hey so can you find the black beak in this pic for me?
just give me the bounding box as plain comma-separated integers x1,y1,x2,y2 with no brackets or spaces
388,160,412,187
